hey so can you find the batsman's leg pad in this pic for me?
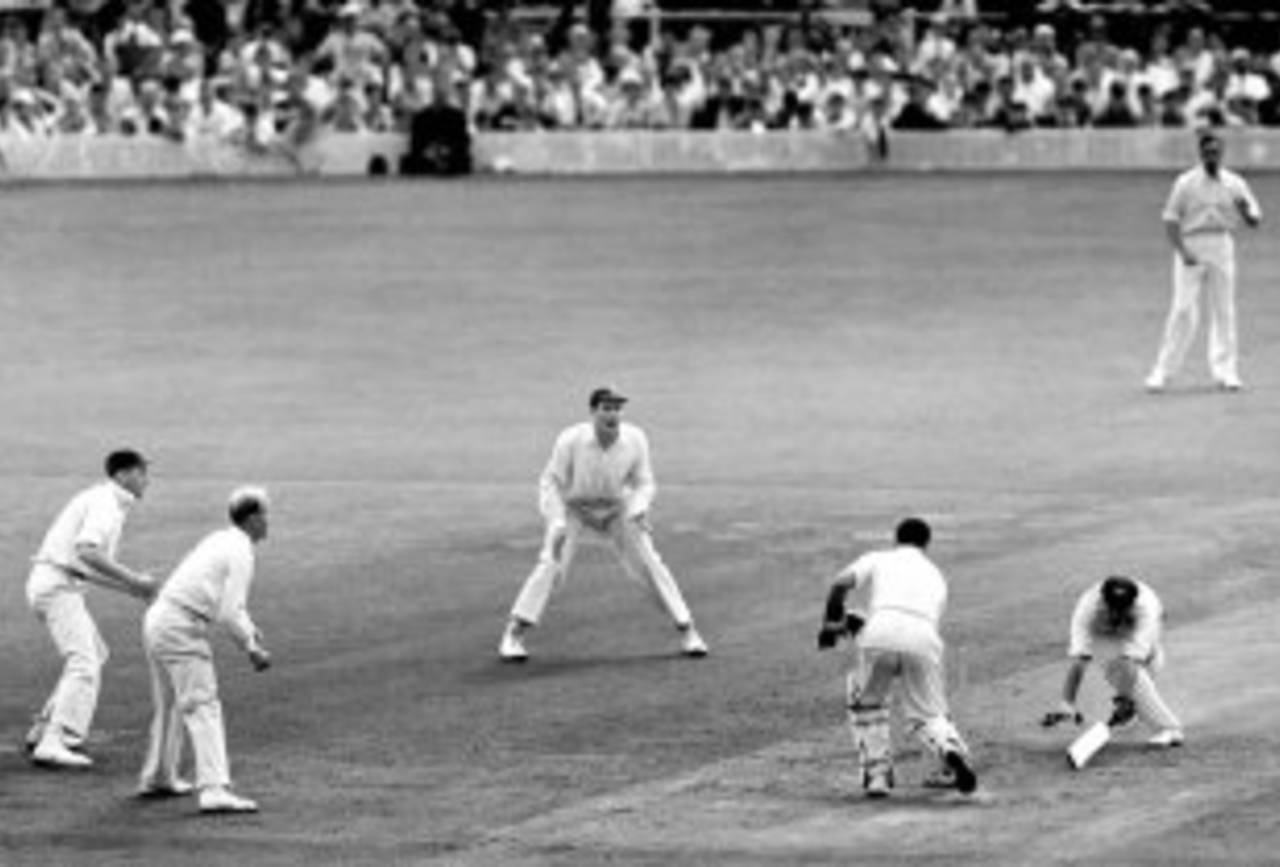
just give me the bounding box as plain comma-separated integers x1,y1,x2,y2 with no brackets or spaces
910,715,969,760
847,704,892,782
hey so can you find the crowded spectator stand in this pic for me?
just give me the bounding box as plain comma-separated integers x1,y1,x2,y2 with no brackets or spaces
1,0,1280,174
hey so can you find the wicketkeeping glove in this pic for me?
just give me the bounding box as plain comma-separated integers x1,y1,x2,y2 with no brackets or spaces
1040,706,1084,728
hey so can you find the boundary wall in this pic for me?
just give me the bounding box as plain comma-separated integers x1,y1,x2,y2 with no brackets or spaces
4,128,1280,180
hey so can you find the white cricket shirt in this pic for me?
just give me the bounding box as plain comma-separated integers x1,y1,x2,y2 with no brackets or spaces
158,526,259,650
1068,579,1163,663
32,480,136,586
538,421,657,522
1162,165,1261,237
844,546,948,660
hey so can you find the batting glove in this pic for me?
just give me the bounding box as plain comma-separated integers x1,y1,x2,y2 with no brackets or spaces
817,622,845,650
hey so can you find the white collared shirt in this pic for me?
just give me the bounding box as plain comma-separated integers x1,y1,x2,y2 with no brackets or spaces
1163,164,1261,236
33,480,135,579
840,545,948,660
842,545,948,627
539,421,656,522
1068,579,1162,663
158,526,258,649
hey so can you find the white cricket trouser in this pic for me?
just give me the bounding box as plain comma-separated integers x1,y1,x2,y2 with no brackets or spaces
1104,653,1181,731
1151,233,1239,382
27,566,109,748
510,515,693,627
139,599,233,791
847,611,969,767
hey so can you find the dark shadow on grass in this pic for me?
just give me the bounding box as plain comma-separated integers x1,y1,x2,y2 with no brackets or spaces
463,652,702,684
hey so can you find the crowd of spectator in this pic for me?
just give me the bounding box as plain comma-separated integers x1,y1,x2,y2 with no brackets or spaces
1,0,1279,141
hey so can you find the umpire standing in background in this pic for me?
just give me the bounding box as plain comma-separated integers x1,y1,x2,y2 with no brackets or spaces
1145,129,1262,393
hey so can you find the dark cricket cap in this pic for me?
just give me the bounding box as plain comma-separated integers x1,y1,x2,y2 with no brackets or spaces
1101,575,1139,611
589,386,628,409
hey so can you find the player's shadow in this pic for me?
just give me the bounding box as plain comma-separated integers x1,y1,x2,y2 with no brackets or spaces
465,652,695,683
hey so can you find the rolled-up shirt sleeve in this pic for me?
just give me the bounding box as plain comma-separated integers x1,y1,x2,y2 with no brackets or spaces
1230,175,1263,223
538,431,574,524
217,544,259,651
1161,176,1187,225
1067,590,1095,658
1123,592,1162,662
625,429,656,518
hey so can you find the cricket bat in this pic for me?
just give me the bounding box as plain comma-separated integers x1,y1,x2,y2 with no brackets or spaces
1066,721,1111,770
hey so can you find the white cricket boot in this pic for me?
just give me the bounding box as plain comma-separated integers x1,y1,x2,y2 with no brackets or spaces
32,736,93,769
499,621,529,662
679,624,708,658
1147,729,1184,748
198,787,259,813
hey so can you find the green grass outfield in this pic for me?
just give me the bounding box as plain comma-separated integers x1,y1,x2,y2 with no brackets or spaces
0,174,1278,865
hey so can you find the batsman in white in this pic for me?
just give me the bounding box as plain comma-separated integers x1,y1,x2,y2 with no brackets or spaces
817,517,978,798
1041,575,1183,748
137,486,272,814
25,449,157,769
1145,128,1262,393
499,386,708,662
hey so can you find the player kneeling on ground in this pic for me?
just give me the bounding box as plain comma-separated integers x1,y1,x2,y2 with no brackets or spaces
137,487,273,814
1042,575,1183,748
817,517,978,799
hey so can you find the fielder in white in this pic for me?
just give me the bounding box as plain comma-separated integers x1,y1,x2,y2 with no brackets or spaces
817,518,978,798
499,386,708,662
1146,129,1262,393
25,449,157,769
137,486,272,813
1042,575,1183,747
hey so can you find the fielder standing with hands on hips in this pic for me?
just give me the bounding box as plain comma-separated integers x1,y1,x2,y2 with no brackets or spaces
499,386,708,662
137,486,272,813
1042,575,1184,748
1145,129,1262,393
25,449,157,769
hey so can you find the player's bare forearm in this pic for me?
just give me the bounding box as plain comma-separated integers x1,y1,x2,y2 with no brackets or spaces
1062,657,1088,704
75,548,155,600
1163,221,1193,261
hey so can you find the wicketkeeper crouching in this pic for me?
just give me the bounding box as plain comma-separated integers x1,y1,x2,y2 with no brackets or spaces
1041,575,1183,748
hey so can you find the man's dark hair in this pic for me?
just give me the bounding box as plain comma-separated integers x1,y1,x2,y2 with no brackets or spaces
895,517,931,548
1101,575,1139,614
105,449,147,477
229,497,265,527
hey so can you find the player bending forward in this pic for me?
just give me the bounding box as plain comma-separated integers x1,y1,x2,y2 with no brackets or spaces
817,517,978,798
1042,575,1183,747
499,386,707,662
137,487,273,813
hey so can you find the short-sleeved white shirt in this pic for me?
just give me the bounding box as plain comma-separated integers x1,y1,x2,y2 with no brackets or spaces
842,546,948,661
32,480,136,585
539,421,657,523
1162,164,1261,237
1068,579,1163,663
